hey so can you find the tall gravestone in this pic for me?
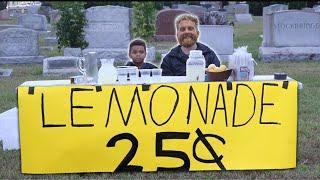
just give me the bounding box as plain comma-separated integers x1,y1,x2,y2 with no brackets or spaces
262,4,288,47
154,9,190,41
18,13,48,31
199,25,233,62
0,28,44,64
259,10,320,61
233,3,253,23
177,4,207,24
83,6,132,65
0,9,10,20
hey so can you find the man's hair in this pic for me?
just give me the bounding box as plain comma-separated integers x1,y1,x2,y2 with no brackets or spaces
175,13,199,31
129,38,147,53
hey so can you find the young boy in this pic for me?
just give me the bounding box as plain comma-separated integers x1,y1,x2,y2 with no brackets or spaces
126,39,158,69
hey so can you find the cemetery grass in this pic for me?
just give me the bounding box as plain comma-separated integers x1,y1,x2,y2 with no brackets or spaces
1,16,320,178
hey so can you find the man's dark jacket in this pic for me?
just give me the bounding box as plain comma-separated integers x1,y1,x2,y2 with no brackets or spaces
161,42,221,76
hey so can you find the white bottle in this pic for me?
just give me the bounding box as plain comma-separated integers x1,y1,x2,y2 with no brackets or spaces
186,50,205,82
98,59,117,84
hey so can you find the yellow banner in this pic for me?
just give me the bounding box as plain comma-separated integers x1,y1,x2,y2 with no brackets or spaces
18,81,298,173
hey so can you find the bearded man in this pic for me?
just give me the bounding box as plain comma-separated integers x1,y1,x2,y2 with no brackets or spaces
161,14,220,76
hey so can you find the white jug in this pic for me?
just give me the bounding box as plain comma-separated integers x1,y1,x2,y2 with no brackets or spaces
98,59,117,84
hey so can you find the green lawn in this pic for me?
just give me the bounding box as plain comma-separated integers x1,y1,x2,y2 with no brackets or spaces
0,16,320,178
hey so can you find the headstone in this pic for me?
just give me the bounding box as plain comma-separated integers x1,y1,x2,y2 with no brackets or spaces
0,28,44,64
177,4,207,24
0,9,10,20
233,3,253,23
0,69,13,77
43,56,81,75
203,11,228,25
18,13,48,31
27,5,40,14
44,37,58,46
302,7,315,12
154,9,190,41
49,9,61,24
0,25,23,31
234,14,253,23
234,3,249,14
85,5,130,49
83,5,133,65
64,48,82,57
199,25,233,62
262,4,288,46
259,10,320,61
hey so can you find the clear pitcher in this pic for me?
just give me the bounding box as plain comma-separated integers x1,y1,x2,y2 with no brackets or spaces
78,52,99,83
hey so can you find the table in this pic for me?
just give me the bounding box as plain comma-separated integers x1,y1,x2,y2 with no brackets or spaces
17,75,300,173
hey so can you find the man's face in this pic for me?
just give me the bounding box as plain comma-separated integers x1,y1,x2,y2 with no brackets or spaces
177,20,199,48
129,45,146,64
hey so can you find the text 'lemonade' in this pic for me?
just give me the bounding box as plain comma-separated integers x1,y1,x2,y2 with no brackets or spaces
186,50,205,82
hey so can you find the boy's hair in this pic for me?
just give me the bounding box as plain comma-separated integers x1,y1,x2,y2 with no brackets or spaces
175,13,199,31
129,39,147,53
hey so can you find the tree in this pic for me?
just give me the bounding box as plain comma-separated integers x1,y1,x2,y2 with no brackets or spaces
131,2,156,42
0,1,7,10
52,2,88,50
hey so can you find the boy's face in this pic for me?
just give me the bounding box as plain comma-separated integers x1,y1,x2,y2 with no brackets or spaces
129,45,146,64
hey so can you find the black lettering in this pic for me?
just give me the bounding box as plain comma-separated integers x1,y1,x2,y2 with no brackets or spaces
41,93,66,127
105,87,146,127
232,84,256,127
211,84,228,126
150,85,179,126
193,128,226,170
106,133,142,172
187,84,210,124
156,132,190,171
260,83,280,125
70,88,94,127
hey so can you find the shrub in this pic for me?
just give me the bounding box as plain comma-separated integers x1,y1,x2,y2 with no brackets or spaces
131,2,156,42
52,2,88,50
0,1,7,10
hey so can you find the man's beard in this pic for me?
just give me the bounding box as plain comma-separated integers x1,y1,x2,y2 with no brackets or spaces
178,33,198,48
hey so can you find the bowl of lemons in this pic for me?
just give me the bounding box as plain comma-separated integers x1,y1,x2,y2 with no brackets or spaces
206,64,232,81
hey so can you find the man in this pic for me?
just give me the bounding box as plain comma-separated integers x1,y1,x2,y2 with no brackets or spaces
161,13,221,76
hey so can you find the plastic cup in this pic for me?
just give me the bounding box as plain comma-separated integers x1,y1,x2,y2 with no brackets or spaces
151,69,162,83
127,67,139,83
139,69,151,84
117,67,129,84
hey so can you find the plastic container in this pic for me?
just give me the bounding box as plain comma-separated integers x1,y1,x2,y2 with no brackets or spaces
186,50,205,82
98,59,117,84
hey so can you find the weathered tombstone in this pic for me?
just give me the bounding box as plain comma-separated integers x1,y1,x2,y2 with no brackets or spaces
49,10,61,24
177,4,207,24
0,28,44,64
259,10,320,61
27,5,40,14
262,4,289,47
302,7,315,12
233,3,253,23
0,9,10,20
154,9,190,41
18,13,48,31
64,48,82,57
43,56,81,75
0,25,23,31
204,11,228,25
83,6,134,65
0,68,13,77
199,25,233,62
234,3,249,14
